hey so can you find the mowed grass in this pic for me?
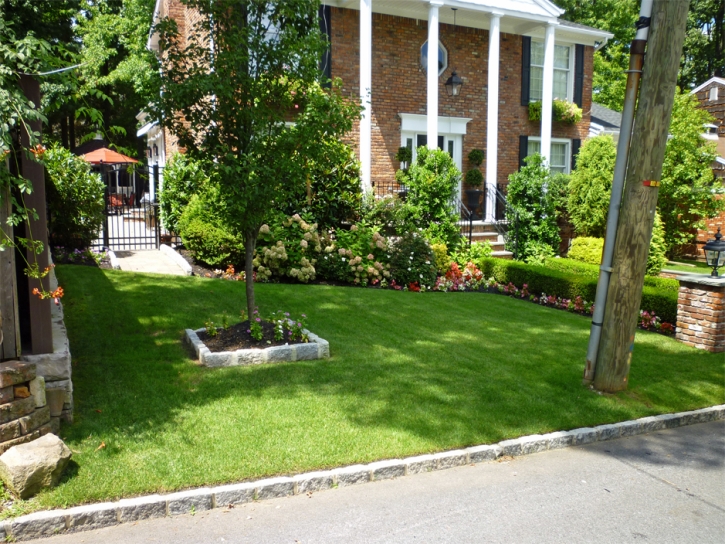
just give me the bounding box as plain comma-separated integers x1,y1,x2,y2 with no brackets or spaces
7,265,722,515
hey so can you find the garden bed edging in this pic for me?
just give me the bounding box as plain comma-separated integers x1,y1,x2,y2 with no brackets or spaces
184,328,330,367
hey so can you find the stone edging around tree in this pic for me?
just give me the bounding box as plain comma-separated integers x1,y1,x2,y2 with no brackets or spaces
184,328,330,367
2,404,723,541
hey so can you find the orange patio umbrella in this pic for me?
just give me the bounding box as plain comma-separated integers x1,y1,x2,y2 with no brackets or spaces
81,148,138,165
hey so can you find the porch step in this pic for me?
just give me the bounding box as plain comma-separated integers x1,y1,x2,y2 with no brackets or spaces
491,250,514,260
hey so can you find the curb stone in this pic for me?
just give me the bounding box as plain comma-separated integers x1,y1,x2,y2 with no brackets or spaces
159,244,193,276
2,404,723,541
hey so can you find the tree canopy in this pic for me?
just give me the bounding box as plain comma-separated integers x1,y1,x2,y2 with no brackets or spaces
153,0,360,316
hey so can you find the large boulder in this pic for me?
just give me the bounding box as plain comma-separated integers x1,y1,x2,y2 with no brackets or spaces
0,433,72,499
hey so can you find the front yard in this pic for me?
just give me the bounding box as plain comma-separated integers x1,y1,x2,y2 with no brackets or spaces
4,265,722,517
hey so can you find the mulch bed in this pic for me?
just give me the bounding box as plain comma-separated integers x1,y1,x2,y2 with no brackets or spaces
197,321,294,352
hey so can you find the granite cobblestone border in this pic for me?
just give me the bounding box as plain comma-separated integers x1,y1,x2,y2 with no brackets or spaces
184,327,330,367
2,404,723,541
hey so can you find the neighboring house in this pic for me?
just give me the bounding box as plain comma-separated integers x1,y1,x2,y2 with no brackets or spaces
140,0,611,223
588,102,621,143
691,76,725,260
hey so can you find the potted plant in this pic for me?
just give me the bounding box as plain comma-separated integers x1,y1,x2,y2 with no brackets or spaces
465,149,485,219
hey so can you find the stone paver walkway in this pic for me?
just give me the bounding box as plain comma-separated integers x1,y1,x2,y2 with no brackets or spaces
113,250,186,275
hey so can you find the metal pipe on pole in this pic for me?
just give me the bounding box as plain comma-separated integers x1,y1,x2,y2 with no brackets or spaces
583,0,653,384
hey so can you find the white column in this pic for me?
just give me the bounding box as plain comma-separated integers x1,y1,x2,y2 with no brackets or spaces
540,22,556,166
485,12,502,223
426,2,443,149
359,0,372,191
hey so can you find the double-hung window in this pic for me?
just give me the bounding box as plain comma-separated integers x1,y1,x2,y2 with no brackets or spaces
527,138,570,174
529,42,571,102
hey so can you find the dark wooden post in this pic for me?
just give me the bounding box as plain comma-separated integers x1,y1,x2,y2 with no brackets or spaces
19,76,53,355
0,183,21,360
594,0,689,392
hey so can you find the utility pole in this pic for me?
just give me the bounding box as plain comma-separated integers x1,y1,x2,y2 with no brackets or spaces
593,0,689,392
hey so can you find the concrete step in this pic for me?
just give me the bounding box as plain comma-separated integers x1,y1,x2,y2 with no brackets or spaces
491,250,514,260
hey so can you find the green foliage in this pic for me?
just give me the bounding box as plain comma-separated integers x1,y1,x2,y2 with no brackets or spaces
389,231,437,288
154,0,360,316
659,90,724,256
506,154,561,261
399,147,463,249
567,135,616,238
177,191,244,268
254,212,322,283
477,257,678,323
528,99,583,124
44,144,105,249
430,243,451,274
159,153,209,234
567,237,603,265
278,137,362,229
464,168,483,188
524,241,556,265
542,257,680,292
679,0,724,90
451,241,493,270
395,145,412,167
647,212,668,276
467,148,484,166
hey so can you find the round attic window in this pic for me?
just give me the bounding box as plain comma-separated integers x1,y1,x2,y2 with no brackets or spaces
421,40,447,76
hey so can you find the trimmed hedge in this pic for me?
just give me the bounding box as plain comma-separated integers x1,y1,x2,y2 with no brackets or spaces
478,258,678,324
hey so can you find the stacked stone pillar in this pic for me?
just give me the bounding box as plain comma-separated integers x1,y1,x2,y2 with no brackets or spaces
675,274,725,352
0,361,58,454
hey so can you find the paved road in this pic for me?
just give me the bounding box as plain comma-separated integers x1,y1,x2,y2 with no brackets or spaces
31,420,725,544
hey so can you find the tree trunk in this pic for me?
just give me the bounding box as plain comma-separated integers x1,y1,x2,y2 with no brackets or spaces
594,0,689,392
244,227,260,320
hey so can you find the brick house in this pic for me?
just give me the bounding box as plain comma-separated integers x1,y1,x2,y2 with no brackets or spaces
690,77,725,260
140,0,611,223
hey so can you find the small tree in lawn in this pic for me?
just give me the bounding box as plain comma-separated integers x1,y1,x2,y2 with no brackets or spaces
153,0,360,318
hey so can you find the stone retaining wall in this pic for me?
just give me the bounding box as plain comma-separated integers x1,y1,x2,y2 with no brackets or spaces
0,361,59,454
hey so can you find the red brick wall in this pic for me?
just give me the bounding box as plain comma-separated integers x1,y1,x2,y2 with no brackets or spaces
330,8,592,192
676,281,725,352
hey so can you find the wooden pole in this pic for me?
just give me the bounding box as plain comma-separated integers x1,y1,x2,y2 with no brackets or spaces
593,0,689,392
0,180,21,360
19,75,53,355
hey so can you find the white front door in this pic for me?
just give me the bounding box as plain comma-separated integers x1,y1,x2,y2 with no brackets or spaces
400,131,463,195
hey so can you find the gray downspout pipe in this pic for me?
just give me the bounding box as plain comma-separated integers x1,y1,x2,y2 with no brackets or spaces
583,0,653,384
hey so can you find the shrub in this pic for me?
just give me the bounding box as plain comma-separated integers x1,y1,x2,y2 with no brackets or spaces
430,243,451,274
279,138,362,229
159,153,209,234
389,231,437,288
44,144,105,249
543,257,679,292
477,257,677,323
647,212,668,276
451,241,493,270
567,135,616,238
567,237,603,265
254,212,322,283
464,168,483,188
506,154,560,261
177,189,244,267
398,147,463,249
467,148,484,166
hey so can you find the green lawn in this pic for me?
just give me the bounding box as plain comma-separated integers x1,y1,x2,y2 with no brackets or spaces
662,259,712,274
6,265,722,516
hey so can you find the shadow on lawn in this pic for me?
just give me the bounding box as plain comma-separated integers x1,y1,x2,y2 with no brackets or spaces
57,266,724,453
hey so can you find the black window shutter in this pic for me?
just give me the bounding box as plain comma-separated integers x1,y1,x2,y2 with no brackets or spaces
319,5,332,83
519,135,529,169
573,44,584,107
571,138,581,171
521,36,531,106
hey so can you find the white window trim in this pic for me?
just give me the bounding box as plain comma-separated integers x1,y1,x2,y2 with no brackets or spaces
528,136,571,173
710,87,719,101
530,41,574,102
420,40,448,77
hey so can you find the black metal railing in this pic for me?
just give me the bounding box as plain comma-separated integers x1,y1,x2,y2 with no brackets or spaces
483,183,520,259
454,197,474,246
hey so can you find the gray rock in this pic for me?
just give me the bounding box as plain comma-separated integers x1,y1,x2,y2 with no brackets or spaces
118,495,167,522
618,419,643,437
294,343,319,361
0,433,71,499
255,477,295,500
265,346,294,363
202,351,235,367
541,431,575,450
498,438,524,457
659,413,684,429
0,361,36,388
237,350,265,366
637,416,666,433
432,450,469,469
405,454,436,474
595,424,622,441
28,377,46,408
315,339,330,358
571,427,598,446
18,406,51,435
166,488,213,515
293,471,335,494
8,510,67,540
467,444,502,463
213,482,255,507
369,459,405,480
66,502,118,530
518,435,548,455
333,464,370,487
27,353,70,382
